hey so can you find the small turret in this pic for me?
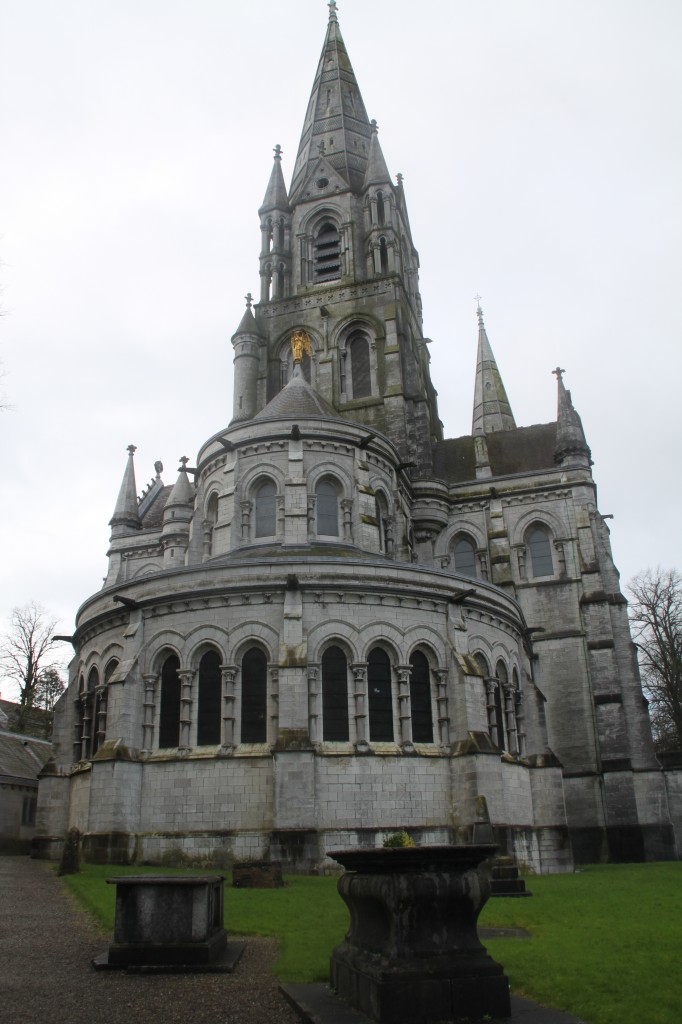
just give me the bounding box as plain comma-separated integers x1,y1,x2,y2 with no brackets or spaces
472,303,516,435
109,445,141,537
259,145,292,302
553,367,592,468
231,293,263,423
162,458,195,568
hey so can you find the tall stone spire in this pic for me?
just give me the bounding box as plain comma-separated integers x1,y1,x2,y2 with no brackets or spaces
109,445,141,535
553,367,592,467
471,303,516,435
289,2,372,200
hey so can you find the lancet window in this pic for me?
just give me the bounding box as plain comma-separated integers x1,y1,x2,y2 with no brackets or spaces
158,654,181,748
322,645,349,741
197,650,222,746
367,647,393,741
241,647,268,743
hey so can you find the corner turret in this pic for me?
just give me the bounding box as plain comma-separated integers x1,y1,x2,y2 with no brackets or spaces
109,445,141,537
161,458,195,568
553,367,592,468
231,293,263,423
259,145,292,302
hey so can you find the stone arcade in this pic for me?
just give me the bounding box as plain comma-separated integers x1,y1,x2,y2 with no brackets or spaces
35,6,680,871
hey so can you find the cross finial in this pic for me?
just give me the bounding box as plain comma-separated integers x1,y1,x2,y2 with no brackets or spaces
396,172,404,186
245,292,253,310
552,366,566,382
273,144,283,160
474,294,484,324
370,118,378,133
328,1,338,22
127,444,137,457
179,456,190,470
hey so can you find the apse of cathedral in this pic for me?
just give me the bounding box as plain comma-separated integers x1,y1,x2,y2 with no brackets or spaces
35,5,679,870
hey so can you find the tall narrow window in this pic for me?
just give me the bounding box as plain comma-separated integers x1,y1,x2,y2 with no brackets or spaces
349,332,371,399
379,236,388,274
453,536,477,577
494,661,508,750
368,647,393,741
197,650,222,745
528,526,553,577
255,480,277,538
241,647,267,743
409,651,433,743
317,479,339,536
159,654,181,748
376,492,388,552
322,646,349,741
277,218,285,249
377,191,385,226
314,221,341,282
85,667,100,757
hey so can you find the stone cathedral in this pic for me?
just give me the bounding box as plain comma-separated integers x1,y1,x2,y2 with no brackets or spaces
36,6,680,871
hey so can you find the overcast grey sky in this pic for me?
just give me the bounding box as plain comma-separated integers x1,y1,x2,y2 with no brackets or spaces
1,0,681,698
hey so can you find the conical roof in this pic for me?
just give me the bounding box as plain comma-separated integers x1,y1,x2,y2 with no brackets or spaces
254,363,337,421
472,305,516,435
289,4,372,200
109,445,141,531
166,462,195,507
232,299,260,338
259,145,290,214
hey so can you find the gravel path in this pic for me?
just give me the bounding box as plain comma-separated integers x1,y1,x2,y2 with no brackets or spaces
0,856,301,1024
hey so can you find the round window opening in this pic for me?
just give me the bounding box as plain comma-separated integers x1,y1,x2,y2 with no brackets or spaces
316,176,329,189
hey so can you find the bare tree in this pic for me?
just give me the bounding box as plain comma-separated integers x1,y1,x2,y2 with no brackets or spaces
628,568,682,751
0,602,62,709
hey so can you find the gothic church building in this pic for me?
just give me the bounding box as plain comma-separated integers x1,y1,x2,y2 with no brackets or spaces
36,7,680,871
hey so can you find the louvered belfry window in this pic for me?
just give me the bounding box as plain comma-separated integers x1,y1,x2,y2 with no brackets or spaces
322,645,349,741
349,332,371,398
314,221,341,282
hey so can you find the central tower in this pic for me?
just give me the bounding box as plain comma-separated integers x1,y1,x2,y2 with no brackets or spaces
231,2,442,476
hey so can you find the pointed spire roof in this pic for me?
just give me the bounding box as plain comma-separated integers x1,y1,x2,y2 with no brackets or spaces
553,368,592,466
254,362,337,421
362,120,392,189
232,293,261,337
109,445,141,532
472,303,516,435
166,458,195,507
259,145,291,214
289,4,372,200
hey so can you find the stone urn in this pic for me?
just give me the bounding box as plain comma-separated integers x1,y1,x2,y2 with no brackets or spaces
329,845,510,1023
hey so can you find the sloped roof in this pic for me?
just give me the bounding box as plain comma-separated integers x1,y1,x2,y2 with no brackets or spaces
254,369,337,421
140,484,173,528
0,729,51,783
0,700,52,739
433,423,558,484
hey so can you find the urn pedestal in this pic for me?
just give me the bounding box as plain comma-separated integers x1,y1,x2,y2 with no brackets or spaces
329,845,510,1023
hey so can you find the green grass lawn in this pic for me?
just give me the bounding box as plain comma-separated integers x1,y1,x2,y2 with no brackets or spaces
62,862,682,1024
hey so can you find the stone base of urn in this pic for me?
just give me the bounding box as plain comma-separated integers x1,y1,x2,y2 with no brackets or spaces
329,846,511,1023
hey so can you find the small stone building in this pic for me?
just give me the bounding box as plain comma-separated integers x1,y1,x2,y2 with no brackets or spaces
35,7,679,871
0,715,52,854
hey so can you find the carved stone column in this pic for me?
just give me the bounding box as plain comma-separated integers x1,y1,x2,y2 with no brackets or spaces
95,685,107,751
308,664,321,743
240,500,252,542
486,679,501,748
503,685,518,755
270,666,279,742
341,498,353,542
307,495,317,541
396,665,414,752
351,663,369,752
178,670,194,750
73,697,83,762
435,668,450,748
221,666,237,752
141,673,158,755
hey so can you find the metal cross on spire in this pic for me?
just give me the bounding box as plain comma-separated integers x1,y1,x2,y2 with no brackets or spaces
179,456,190,470
328,1,338,22
552,366,566,382
273,144,283,160
245,292,253,310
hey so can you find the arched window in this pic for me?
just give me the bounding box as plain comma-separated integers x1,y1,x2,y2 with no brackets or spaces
528,525,554,577
379,236,389,274
322,646,349,741
349,331,371,399
376,491,388,553
368,647,393,741
453,535,477,577
409,651,433,743
159,654,181,748
241,647,267,743
197,650,222,746
277,218,285,249
255,479,277,538
314,221,341,282
205,492,219,557
317,479,339,536
377,190,385,226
